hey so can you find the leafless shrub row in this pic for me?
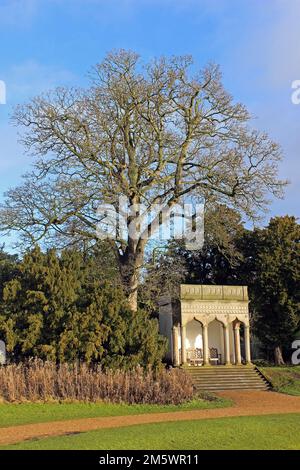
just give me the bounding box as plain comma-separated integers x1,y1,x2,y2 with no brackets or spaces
0,359,194,404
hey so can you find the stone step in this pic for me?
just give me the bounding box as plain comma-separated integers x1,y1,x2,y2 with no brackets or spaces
187,371,265,376
190,371,266,378
195,387,268,392
189,374,260,380
195,385,269,391
187,366,255,369
194,384,268,390
193,379,268,386
193,382,268,388
192,378,268,384
184,366,271,391
190,376,267,382
186,370,258,374
187,368,257,370
195,382,269,388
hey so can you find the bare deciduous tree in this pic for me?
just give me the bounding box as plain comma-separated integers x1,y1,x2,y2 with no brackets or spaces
0,50,286,310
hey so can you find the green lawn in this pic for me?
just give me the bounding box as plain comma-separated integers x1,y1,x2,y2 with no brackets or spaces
260,366,300,396
2,413,300,450
0,396,230,428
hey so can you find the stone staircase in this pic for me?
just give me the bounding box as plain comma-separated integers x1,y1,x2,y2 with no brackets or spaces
185,366,271,392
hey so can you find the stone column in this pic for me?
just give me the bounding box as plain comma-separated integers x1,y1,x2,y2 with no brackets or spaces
202,324,209,365
234,322,242,365
223,324,231,365
181,324,187,365
172,326,179,366
245,325,252,364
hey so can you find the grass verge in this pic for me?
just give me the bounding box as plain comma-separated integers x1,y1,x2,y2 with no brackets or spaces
2,413,300,450
260,366,300,396
0,394,231,428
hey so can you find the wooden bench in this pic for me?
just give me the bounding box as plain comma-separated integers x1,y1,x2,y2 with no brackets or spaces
187,348,203,366
185,347,222,365
209,347,222,365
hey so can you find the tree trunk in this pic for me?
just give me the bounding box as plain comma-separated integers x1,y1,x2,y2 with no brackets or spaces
274,346,285,365
119,247,145,313
127,271,138,312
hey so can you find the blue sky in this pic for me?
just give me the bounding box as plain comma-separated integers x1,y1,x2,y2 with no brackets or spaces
0,0,299,249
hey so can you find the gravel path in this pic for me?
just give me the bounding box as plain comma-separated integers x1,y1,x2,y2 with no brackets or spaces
1,390,300,446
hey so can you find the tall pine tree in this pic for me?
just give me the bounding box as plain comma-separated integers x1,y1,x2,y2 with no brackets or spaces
249,216,300,364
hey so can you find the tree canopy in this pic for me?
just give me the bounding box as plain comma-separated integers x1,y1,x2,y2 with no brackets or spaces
0,50,286,310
